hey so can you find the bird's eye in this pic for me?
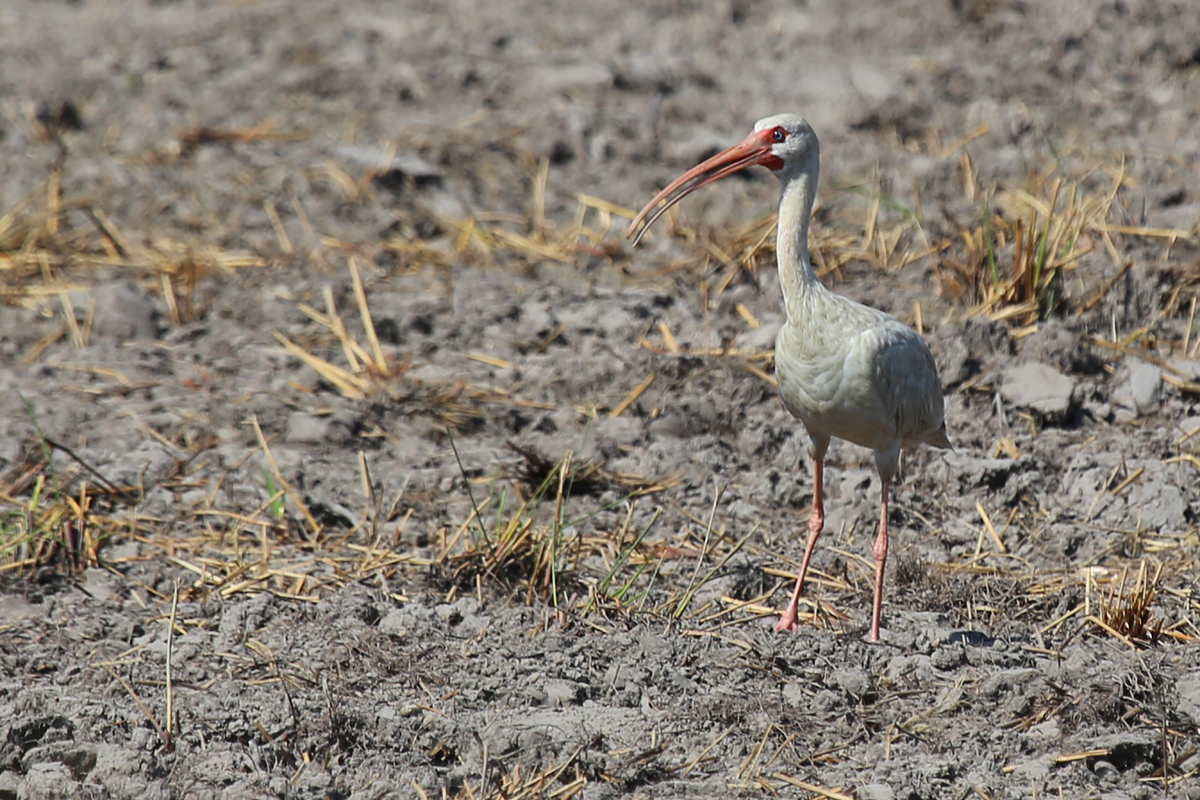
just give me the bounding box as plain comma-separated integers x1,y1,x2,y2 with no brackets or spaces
771,128,786,143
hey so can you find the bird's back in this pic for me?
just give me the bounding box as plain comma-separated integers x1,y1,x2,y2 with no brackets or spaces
774,290,949,455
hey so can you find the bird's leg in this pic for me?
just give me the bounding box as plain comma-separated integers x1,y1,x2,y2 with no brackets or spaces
775,460,825,631
869,480,890,642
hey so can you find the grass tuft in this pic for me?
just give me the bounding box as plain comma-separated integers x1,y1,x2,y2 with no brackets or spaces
933,166,1119,325
0,399,118,579
505,442,614,497
1088,560,1164,648
442,450,584,606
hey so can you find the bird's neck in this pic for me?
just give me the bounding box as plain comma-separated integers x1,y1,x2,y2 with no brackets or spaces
776,169,826,319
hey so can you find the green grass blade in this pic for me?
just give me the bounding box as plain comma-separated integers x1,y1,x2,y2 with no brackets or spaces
983,200,999,289
599,507,660,596
446,429,491,549
672,525,758,619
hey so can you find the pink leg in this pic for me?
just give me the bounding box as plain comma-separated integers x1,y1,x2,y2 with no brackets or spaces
775,461,825,631
869,481,890,642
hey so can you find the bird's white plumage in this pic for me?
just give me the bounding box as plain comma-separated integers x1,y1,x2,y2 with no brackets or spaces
759,114,951,639
628,112,950,640
760,114,948,462
775,302,948,478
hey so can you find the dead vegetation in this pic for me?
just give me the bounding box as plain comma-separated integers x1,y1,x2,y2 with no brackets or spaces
1088,561,1166,648
2,118,1198,671
4,128,1198,645
7,0,1200,796
0,407,130,583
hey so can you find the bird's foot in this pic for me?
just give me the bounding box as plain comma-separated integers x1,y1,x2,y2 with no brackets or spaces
773,610,800,632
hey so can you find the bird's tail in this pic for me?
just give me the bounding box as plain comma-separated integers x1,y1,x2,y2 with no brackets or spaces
927,421,953,450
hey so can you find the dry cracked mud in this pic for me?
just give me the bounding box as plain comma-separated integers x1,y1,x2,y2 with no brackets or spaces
2,1,1200,799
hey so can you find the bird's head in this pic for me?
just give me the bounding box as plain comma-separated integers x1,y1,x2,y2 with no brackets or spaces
750,113,818,175
627,113,819,246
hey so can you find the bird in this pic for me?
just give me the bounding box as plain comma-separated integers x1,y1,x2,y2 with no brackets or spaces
627,114,950,642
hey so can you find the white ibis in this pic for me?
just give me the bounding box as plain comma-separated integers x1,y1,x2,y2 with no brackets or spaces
628,114,950,641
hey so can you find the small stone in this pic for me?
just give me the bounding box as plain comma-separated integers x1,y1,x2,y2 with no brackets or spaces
831,668,871,697
378,610,408,637
1114,407,1137,425
594,415,643,446
286,412,330,444
0,771,20,796
727,499,760,520
18,761,75,799
543,680,584,707
647,409,689,438
1010,755,1053,780
862,783,895,800
89,745,160,797
83,568,117,601
1026,719,1060,741
582,782,619,800
811,689,842,712
452,596,481,616
930,643,966,670
69,282,162,341
782,681,808,708
1000,362,1075,420
1177,673,1200,727
1127,362,1162,412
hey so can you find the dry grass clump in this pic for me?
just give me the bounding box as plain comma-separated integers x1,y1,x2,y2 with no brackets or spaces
441,449,587,605
438,442,687,611
1028,559,1196,649
933,165,1119,325
435,468,782,634
275,255,498,432
0,403,136,580
1,154,265,345
1087,561,1165,648
0,473,100,581
503,441,669,499
891,555,1019,614
930,156,1198,348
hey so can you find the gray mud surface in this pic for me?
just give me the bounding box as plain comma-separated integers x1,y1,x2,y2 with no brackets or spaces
2,1,1200,798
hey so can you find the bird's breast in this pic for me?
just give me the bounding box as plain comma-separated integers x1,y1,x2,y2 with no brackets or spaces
774,316,943,451
775,329,885,443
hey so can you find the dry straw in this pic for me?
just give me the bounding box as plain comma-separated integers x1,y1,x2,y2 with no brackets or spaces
4,126,1197,651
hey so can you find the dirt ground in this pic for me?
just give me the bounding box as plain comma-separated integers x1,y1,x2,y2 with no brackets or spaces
2,0,1200,798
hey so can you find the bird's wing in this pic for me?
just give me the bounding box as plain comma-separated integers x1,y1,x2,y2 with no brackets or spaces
871,321,949,447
